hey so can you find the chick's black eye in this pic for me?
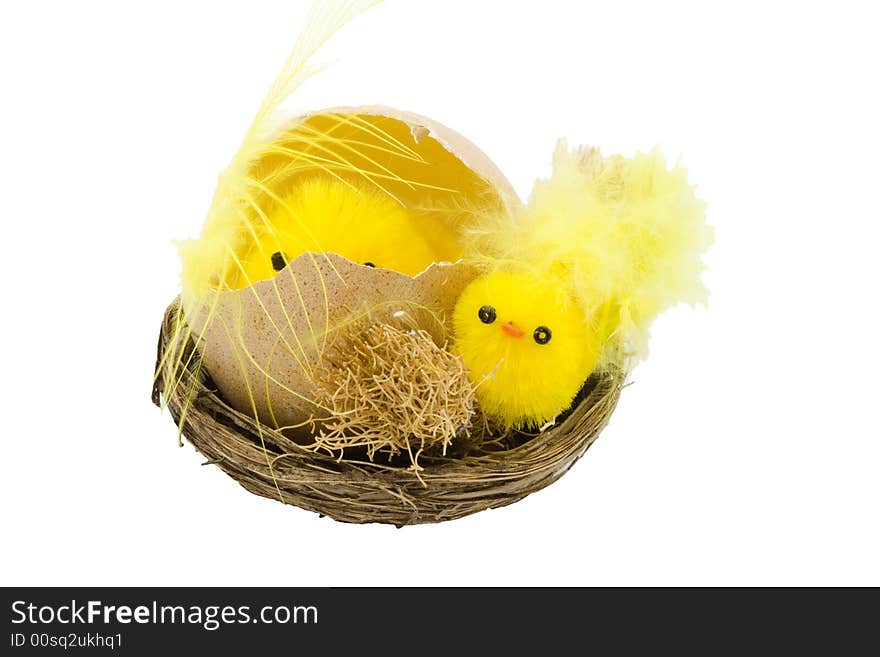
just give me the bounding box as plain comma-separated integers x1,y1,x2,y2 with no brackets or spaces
533,326,552,345
478,305,496,324
271,251,287,272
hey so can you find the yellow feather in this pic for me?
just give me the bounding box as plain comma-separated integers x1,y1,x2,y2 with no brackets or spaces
178,0,384,308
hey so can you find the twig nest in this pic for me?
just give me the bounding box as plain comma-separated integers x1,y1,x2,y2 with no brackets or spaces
153,301,625,526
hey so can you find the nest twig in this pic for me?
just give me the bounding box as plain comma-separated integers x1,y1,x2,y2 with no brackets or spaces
152,299,626,526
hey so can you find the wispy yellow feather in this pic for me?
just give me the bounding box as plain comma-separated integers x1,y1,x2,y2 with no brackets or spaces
177,0,384,307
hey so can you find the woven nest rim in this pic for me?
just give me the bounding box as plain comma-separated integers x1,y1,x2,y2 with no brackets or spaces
152,299,627,526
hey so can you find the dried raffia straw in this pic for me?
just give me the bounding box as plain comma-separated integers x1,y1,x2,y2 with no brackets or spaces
153,299,627,526
306,322,475,474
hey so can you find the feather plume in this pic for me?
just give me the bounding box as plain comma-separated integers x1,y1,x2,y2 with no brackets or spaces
178,0,383,306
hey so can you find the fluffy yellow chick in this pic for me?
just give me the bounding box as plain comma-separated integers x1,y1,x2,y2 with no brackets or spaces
453,270,611,429
454,144,712,429
230,176,439,289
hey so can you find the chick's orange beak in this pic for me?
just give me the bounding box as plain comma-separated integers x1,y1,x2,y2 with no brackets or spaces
501,322,525,339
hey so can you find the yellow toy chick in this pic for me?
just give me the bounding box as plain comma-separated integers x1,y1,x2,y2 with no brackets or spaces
230,176,439,288
454,144,713,429
453,269,610,427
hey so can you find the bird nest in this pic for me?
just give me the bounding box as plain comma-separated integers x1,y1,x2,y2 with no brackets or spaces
152,299,626,526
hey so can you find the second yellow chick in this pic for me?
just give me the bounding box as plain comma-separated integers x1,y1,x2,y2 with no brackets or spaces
232,177,439,288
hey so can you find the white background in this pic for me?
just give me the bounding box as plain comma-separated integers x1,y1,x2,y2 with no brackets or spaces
1,0,878,586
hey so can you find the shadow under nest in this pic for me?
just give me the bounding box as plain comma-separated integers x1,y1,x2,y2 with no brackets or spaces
152,300,626,526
